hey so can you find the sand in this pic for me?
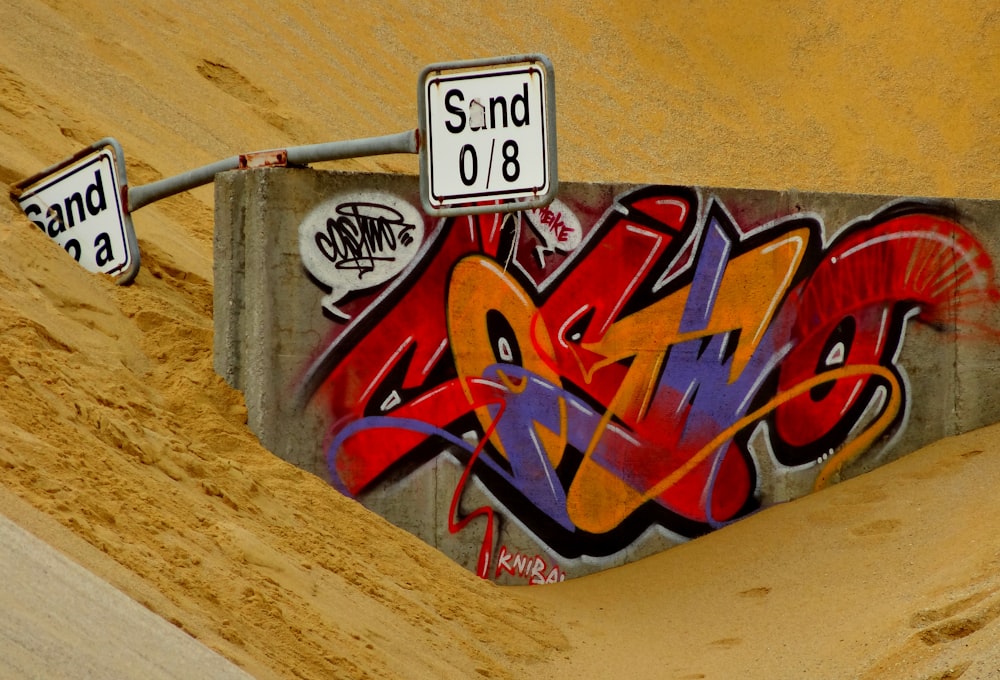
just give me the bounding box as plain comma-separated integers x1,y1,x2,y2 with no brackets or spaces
0,1,998,678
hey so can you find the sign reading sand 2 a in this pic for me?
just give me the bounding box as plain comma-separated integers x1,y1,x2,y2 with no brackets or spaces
419,54,557,217
14,140,139,283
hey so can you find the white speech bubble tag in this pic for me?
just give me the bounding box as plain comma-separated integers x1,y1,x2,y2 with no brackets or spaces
298,191,424,320
524,198,582,267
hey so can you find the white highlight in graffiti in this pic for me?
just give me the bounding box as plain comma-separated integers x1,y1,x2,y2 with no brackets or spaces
825,341,846,367
298,191,424,320
557,304,591,348
359,336,414,405
497,337,514,362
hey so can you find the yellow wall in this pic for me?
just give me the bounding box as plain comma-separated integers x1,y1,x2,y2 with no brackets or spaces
1,1,995,207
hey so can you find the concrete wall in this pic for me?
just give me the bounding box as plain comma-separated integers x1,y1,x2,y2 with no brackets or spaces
215,168,1000,584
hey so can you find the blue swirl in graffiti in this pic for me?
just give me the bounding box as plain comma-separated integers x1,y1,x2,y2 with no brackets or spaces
324,401,575,530
324,415,472,495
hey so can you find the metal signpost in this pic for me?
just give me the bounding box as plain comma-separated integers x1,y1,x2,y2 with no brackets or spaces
9,54,556,283
418,54,557,217
9,131,420,285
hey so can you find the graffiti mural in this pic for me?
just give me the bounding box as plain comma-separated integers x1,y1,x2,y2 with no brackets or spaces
295,185,999,581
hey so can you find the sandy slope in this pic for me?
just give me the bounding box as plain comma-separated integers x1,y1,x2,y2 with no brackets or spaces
0,2,998,679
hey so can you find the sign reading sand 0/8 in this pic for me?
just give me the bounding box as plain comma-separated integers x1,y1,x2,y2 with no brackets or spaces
420,55,556,216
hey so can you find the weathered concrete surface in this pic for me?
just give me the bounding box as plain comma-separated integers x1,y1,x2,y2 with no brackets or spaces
0,510,254,680
215,168,1000,582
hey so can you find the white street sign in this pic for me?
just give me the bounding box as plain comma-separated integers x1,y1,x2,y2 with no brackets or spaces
419,55,557,216
15,142,139,283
